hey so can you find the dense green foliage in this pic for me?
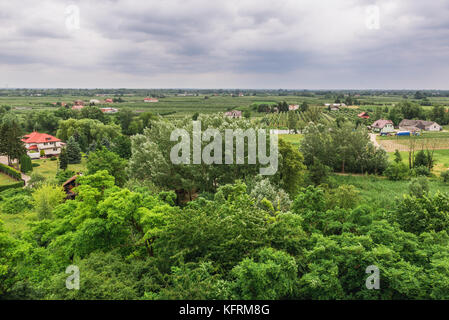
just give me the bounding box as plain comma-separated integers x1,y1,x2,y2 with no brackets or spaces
2,90,449,300
1,170,449,299
300,122,388,174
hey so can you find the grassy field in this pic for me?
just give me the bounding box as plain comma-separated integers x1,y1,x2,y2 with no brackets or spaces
4,92,449,119
32,157,88,180
334,174,448,209
0,173,17,186
387,149,449,175
279,134,303,147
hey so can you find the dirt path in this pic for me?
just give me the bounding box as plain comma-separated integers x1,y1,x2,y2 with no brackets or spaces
0,156,31,187
369,133,383,149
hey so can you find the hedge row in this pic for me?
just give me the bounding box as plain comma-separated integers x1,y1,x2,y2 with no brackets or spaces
0,181,25,192
0,163,22,180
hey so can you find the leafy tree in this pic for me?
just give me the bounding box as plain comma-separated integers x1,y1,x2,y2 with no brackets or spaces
393,192,449,234
399,100,423,120
57,118,121,152
231,247,297,299
249,177,291,212
111,135,132,159
80,106,106,123
87,147,128,186
0,114,26,165
32,184,66,219
325,185,359,210
306,157,331,186
115,109,134,135
414,150,428,168
272,139,306,196
300,122,388,175
300,101,309,112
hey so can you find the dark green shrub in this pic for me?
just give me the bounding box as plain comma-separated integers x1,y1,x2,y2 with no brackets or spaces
384,162,409,181
20,154,33,173
441,170,449,183
412,165,430,177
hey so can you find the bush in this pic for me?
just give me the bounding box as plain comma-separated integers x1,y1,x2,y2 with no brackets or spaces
0,181,25,192
28,173,46,189
441,170,449,183
32,184,66,219
408,177,429,198
1,194,33,214
32,163,40,168
384,162,409,181
20,154,33,173
412,165,430,177
50,156,57,161
0,163,22,180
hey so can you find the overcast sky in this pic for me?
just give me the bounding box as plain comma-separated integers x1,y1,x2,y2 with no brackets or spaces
1,0,449,89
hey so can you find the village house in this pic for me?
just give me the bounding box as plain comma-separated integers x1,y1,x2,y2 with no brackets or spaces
330,105,340,111
144,97,159,103
105,98,114,103
62,175,80,200
22,132,64,159
100,107,119,114
289,104,299,111
399,119,442,132
74,100,84,106
358,112,370,119
71,104,84,111
89,99,100,104
224,110,242,118
371,119,395,133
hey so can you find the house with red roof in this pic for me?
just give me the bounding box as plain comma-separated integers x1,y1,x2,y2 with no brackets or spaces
357,112,370,119
144,97,159,103
22,132,65,159
100,107,119,114
105,98,114,103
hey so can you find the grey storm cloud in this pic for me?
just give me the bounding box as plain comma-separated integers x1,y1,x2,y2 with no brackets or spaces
0,0,449,88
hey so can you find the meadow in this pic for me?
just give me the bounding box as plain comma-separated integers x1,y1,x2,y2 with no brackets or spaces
31,157,88,180
333,174,448,209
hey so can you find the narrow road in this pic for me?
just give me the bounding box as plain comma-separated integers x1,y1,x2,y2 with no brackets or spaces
0,156,31,187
